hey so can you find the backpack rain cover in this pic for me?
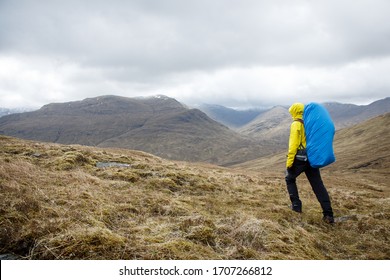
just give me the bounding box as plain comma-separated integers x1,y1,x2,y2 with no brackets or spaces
303,103,336,168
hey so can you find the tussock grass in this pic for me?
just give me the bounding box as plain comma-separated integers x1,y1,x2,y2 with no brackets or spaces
0,135,389,259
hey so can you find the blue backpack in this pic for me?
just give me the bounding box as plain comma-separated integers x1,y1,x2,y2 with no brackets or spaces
303,103,336,168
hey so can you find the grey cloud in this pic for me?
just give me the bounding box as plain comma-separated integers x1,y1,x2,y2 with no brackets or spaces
0,0,389,108
5,0,389,69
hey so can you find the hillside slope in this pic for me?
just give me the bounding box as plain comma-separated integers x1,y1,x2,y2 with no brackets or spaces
97,107,265,165
0,95,269,166
0,135,389,259
329,113,390,175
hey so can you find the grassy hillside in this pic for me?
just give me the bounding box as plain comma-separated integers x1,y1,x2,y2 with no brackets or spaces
0,135,389,260
330,113,390,175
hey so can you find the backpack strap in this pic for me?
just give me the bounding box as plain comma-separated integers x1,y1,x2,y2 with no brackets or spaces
293,118,305,149
294,118,304,124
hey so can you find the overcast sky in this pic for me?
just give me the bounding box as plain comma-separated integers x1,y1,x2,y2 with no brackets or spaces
1,0,390,109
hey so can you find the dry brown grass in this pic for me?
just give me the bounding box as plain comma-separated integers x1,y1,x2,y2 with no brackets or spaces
0,135,389,260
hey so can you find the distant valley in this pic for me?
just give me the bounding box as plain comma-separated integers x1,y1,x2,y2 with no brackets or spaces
195,104,265,128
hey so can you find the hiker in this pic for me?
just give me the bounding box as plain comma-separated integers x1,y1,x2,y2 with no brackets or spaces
285,103,334,224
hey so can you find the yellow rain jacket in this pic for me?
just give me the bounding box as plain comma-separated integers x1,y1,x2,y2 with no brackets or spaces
286,103,306,168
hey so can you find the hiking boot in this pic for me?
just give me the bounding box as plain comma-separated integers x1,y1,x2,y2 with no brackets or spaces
323,215,334,224
291,204,302,213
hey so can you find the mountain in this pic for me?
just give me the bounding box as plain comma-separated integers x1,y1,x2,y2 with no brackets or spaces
196,104,264,128
1,95,183,146
0,95,270,166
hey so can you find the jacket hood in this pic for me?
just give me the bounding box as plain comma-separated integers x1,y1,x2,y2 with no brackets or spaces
289,103,304,119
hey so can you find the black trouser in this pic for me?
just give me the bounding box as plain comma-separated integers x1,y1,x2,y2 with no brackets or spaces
285,160,333,217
